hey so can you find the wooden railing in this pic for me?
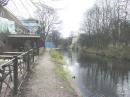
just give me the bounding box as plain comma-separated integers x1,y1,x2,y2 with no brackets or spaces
0,49,36,97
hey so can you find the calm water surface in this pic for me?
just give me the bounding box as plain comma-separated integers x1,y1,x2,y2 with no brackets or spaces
61,50,130,97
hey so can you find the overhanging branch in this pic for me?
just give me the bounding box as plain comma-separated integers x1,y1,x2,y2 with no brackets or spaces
0,0,10,6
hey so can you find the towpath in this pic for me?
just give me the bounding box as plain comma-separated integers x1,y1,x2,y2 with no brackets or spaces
19,51,78,97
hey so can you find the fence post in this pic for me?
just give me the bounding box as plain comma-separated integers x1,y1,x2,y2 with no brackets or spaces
27,51,30,71
36,40,39,55
13,56,18,95
32,49,34,62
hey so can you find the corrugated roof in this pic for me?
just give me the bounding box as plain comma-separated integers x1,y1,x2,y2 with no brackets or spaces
8,34,40,38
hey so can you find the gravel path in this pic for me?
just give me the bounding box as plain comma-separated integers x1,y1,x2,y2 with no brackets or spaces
19,51,78,97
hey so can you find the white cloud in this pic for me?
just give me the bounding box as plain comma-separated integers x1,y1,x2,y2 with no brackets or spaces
45,0,96,37
6,0,95,37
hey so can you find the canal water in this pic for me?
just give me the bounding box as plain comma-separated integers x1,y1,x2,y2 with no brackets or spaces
61,50,130,97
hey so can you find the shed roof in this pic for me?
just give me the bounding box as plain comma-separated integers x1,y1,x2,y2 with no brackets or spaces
8,34,40,39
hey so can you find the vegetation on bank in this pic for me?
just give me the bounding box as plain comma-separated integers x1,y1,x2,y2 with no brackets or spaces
79,0,130,49
49,49,67,81
49,49,77,94
49,49,65,65
82,47,130,60
77,0,130,60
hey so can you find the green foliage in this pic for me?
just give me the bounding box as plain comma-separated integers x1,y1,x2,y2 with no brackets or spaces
83,47,130,60
55,64,67,81
49,49,79,94
49,49,65,65
49,49,70,88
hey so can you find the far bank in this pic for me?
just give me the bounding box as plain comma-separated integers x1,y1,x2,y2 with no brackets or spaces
80,47,130,60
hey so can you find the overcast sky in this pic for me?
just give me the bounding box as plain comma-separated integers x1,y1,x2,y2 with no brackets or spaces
6,0,95,37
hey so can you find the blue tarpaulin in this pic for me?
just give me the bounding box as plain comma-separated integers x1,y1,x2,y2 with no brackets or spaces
0,17,15,33
45,41,55,48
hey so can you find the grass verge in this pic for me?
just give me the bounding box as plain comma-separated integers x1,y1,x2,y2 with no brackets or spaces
49,49,69,82
49,49,65,65
82,47,130,60
49,49,75,93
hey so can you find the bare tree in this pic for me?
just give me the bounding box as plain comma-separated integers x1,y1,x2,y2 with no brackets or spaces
0,0,10,6
36,4,60,47
80,0,130,48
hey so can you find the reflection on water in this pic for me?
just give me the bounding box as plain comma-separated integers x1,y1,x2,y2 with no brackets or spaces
61,50,130,97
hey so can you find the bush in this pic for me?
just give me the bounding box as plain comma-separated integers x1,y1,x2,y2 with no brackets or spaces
49,49,65,65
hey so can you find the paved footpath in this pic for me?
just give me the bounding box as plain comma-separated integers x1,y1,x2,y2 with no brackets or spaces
19,51,78,97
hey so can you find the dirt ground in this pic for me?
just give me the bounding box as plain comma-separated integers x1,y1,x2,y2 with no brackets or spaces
18,51,79,97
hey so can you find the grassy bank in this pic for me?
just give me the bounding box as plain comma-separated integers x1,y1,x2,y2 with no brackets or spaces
49,49,82,96
49,49,65,65
82,47,130,60
49,49,67,81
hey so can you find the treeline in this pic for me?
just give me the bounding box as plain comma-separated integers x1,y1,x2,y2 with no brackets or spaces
79,0,130,48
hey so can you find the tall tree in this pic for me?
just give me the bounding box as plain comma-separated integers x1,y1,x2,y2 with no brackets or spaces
36,4,60,47
80,0,130,48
